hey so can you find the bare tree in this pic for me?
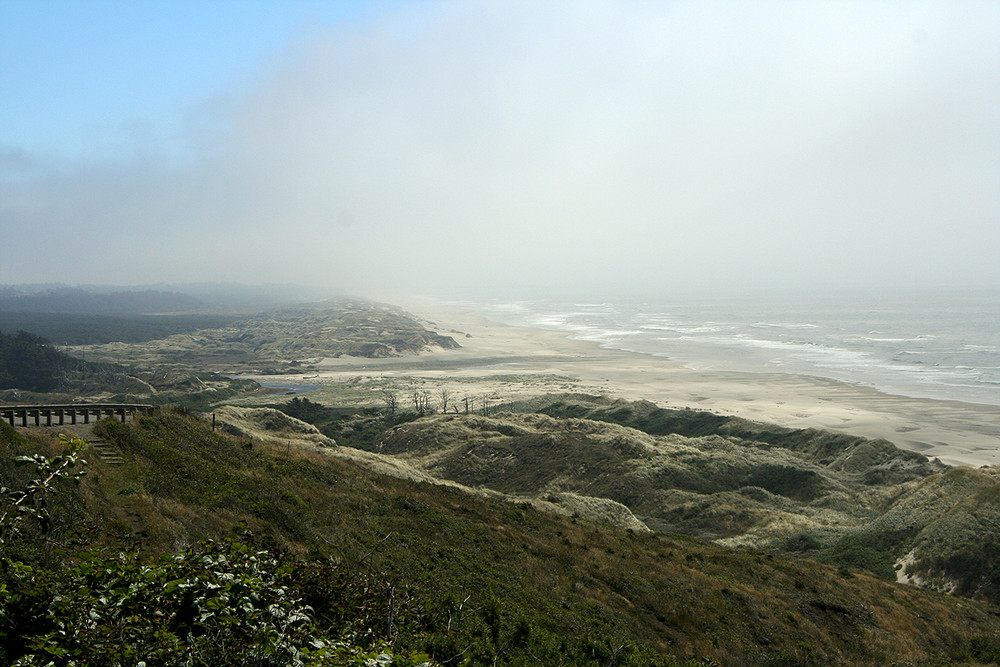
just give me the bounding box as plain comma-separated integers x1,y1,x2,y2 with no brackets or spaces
440,387,451,414
381,390,398,417
412,389,434,414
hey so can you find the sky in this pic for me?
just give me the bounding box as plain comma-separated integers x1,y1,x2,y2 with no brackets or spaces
2,0,999,300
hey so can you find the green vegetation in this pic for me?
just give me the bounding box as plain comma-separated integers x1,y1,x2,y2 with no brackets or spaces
852,467,1000,601
366,400,933,542
6,299,1000,667
0,330,79,393
116,372,263,412
820,533,900,581
272,396,418,449
4,411,1000,664
284,393,1000,608
0,329,259,406
0,429,434,665
0,300,459,407
69,300,460,372
4,538,440,666
532,395,940,483
0,312,239,345
0,330,139,395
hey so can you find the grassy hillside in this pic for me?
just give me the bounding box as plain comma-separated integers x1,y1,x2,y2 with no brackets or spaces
67,300,460,372
530,395,940,481
0,329,150,397
0,329,260,407
279,393,998,607
367,396,939,534
522,395,1000,599
848,466,1000,596
3,413,1000,665
0,299,460,407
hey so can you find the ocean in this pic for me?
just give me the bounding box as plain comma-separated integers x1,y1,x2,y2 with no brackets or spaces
469,290,1000,407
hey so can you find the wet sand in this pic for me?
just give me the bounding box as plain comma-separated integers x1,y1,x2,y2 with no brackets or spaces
282,306,1000,468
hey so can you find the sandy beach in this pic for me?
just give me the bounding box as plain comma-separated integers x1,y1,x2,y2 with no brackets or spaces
265,305,1000,469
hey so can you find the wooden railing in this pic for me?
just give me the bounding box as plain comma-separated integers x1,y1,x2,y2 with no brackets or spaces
0,404,154,428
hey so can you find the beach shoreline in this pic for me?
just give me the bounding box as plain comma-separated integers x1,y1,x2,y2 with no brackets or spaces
263,304,1000,468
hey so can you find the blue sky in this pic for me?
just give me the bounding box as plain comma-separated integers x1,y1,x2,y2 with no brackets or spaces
1,1,999,298
1,1,389,161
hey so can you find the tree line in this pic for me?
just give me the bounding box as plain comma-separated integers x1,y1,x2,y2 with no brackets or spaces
0,329,127,394
381,387,512,417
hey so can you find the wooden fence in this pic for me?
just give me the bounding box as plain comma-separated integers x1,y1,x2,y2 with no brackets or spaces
0,404,154,428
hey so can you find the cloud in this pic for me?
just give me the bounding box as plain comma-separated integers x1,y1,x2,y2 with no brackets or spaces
2,1,998,297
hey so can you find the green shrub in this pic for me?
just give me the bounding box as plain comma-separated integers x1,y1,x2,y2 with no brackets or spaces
784,533,821,552
821,534,895,580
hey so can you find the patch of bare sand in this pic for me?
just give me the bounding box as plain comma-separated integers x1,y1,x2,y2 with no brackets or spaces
245,305,1000,468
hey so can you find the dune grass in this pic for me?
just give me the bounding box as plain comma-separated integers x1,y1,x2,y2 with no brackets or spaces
4,413,1000,664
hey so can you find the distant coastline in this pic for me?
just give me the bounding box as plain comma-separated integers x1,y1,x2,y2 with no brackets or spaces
466,291,1000,409
248,302,1000,469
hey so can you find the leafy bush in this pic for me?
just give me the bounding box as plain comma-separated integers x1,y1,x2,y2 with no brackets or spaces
969,635,1000,663
784,533,821,552
0,436,434,666
820,534,896,580
0,434,86,543
6,538,435,666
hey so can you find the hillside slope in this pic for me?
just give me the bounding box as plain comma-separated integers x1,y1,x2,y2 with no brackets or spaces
0,329,148,396
3,413,1000,665
361,395,1000,605
67,300,460,371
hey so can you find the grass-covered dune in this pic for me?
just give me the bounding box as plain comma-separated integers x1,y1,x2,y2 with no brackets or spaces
67,300,460,371
366,394,1000,605
263,392,1000,605
0,299,462,406
3,411,1000,665
526,395,1000,598
0,329,260,406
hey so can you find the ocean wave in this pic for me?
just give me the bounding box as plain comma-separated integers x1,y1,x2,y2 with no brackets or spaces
966,344,1000,352
571,303,615,311
471,293,1000,406
853,336,923,343
490,302,529,312
750,321,819,329
639,323,730,334
574,329,644,340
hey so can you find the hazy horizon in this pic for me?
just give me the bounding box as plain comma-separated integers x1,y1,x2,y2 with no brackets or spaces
3,1,998,301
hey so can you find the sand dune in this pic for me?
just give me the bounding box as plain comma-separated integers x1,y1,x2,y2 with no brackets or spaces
264,305,1000,468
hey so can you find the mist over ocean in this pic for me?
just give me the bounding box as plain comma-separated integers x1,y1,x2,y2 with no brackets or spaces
469,291,1000,407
